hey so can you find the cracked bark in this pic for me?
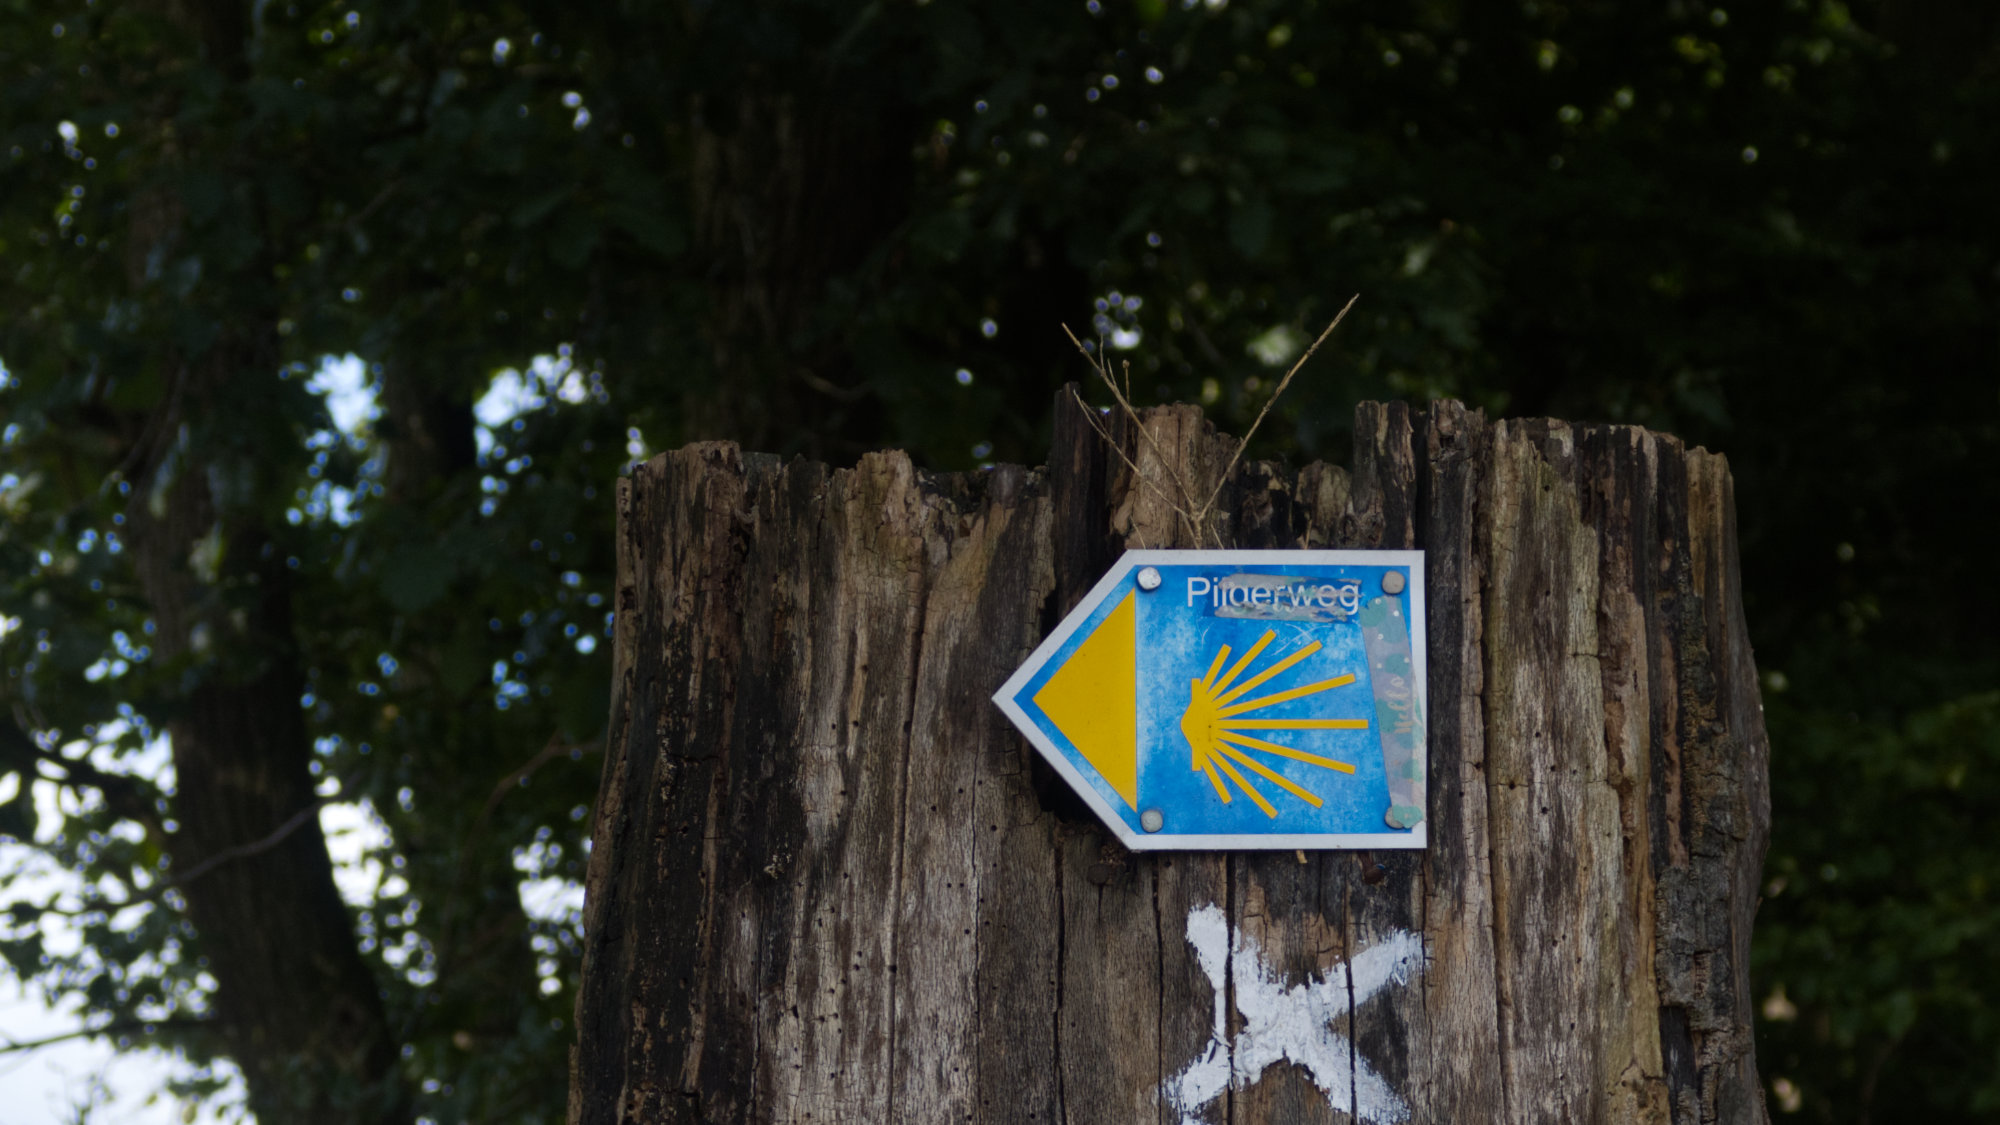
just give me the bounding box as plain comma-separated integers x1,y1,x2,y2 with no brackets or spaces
570,395,1770,1125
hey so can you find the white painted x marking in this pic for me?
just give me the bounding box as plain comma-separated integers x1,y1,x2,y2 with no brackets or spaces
1162,903,1424,1125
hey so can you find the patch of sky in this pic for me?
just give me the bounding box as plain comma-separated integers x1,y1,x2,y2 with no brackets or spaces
491,659,531,710
0,727,243,1124
321,798,395,906
306,354,378,436
0,976,243,1125
293,355,381,527
512,839,584,995
82,653,130,682
288,479,359,527
328,791,574,991
473,350,594,460
293,350,601,523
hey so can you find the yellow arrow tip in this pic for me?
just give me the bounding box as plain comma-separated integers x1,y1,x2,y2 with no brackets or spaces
1033,590,1138,808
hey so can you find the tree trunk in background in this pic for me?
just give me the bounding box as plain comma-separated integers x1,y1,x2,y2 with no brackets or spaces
686,86,913,457
125,361,403,1124
569,395,1771,1124
109,8,405,1117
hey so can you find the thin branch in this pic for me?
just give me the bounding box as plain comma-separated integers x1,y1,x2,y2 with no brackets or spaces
421,731,601,1031
346,179,402,231
1183,316,1232,371
1194,293,1358,529
480,734,599,822
796,368,870,403
1062,325,1212,546
0,720,166,840
1064,385,1182,549
169,801,322,888
6,897,153,921
109,361,190,495
0,757,325,915
0,1016,213,1055
13,802,325,923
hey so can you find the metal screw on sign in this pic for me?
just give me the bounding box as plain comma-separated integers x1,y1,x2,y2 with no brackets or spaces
1381,570,1406,595
1140,808,1165,833
1137,566,1163,591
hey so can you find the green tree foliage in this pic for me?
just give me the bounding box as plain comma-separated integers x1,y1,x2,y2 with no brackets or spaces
0,0,1994,1121
1756,692,2000,1116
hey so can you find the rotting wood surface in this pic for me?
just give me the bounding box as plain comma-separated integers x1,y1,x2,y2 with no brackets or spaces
568,395,1771,1125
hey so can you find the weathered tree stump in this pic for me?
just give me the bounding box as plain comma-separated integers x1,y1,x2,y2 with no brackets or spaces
569,396,1771,1125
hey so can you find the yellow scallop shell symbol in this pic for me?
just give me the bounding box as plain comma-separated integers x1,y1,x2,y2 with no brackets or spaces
1178,629,1368,818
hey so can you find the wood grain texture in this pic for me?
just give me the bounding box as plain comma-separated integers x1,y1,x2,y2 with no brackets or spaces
571,395,1771,1125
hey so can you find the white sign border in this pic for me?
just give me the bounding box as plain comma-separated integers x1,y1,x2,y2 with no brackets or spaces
992,548,1428,852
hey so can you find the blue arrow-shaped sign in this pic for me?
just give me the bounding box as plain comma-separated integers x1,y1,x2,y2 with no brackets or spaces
993,550,1427,851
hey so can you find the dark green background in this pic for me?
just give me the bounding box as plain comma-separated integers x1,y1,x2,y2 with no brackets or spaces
2,0,1995,1120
